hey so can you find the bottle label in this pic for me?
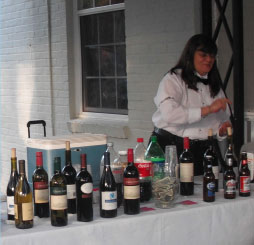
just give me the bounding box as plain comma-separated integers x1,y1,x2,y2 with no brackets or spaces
81,183,93,198
50,186,67,195
124,177,139,186
34,189,49,204
7,196,14,215
15,203,33,221
134,161,152,178
50,195,67,210
247,152,254,181
212,166,219,179
101,191,117,210
180,163,194,182
34,181,49,204
207,182,215,197
240,176,250,193
111,166,123,184
124,185,140,199
225,179,236,194
67,184,76,199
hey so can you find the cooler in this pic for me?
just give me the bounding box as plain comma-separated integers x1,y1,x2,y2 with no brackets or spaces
27,133,107,187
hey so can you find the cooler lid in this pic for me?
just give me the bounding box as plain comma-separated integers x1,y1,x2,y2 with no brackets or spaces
27,133,107,150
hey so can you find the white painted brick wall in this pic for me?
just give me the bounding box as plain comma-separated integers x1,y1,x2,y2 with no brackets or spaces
0,0,70,193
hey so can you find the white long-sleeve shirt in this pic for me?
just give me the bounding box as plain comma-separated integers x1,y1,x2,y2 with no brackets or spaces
152,71,230,140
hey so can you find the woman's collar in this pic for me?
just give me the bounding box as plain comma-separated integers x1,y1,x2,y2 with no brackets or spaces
194,71,208,79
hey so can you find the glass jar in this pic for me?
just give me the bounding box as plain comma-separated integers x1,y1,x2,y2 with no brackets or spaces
152,145,179,208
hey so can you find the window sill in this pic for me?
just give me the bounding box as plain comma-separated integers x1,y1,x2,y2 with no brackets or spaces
67,113,130,139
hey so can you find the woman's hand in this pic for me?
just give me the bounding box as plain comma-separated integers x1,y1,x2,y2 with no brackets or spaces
209,98,232,113
219,121,232,136
201,98,231,117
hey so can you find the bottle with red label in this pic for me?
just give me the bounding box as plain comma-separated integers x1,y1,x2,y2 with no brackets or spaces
224,150,236,199
32,152,49,218
239,151,251,197
134,138,152,202
124,148,140,215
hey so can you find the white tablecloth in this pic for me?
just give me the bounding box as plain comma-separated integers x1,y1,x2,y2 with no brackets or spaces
1,177,254,245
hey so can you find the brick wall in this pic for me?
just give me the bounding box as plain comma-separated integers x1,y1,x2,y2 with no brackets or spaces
0,0,70,192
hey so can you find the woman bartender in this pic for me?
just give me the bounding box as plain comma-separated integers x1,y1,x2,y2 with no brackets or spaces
151,34,231,175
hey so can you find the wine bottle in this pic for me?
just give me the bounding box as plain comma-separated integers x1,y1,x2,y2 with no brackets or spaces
14,160,33,229
50,157,68,226
62,141,77,214
76,154,93,222
204,129,219,192
32,152,49,218
6,148,19,221
100,152,117,218
180,137,194,196
100,142,123,207
124,148,140,215
239,151,251,197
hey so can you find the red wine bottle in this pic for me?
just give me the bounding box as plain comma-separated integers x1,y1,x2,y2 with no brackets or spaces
6,148,19,221
76,154,93,222
50,157,68,226
62,141,76,214
124,148,140,215
180,137,194,196
32,152,49,218
100,152,117,218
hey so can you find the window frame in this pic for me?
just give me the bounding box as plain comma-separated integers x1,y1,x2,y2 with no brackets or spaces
73,1,127,117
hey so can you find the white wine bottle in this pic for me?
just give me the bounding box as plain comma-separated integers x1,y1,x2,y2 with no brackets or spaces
6,148,19,221
50,157,68,226
14,160,33,229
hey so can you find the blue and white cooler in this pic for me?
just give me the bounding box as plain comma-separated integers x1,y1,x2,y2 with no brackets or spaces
27,133,107,187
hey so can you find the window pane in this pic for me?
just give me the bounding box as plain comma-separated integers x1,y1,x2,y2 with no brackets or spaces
78,0,93,10
83,47,99,76
117,79,127,109
116,45,126,76
85,79,100,107
111,0,124,4
101,79,116,108
100,46,115,76
115,11,125,42
95,0,109,7
99,12,114,44
80,15,98,45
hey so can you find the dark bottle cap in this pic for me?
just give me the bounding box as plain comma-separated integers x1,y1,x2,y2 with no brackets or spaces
127,148,134,162
80,154,87,169
104,152,110,166
19,160,26,174
36,152,43,167
54,157,61,172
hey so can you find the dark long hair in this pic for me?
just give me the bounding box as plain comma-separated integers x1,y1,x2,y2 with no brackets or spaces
170,34,221,97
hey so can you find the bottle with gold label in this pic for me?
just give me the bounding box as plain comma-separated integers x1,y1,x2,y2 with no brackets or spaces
14,160,33,229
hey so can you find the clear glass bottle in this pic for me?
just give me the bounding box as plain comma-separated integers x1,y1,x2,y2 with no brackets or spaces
152,145,179,208
134,138,152,202
14,160,33,229
100,142,123,207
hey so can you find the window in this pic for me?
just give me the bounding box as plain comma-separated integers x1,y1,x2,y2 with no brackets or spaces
78,0,127,115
